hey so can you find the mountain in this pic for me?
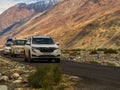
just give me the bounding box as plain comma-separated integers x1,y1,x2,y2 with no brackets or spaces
26,0,60,13
19,0,60,13
0,0,60,35
0,0,120,49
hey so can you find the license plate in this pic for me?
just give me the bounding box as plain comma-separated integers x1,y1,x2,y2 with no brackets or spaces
18,50,24,53
44,53,51,55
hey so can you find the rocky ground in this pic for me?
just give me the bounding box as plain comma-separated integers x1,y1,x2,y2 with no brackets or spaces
0,55,35,90
1,50,120,90
0,56,80,90
62,50,120,67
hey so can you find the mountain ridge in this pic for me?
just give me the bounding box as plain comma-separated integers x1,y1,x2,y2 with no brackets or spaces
0,0,120,49
0,0,60,34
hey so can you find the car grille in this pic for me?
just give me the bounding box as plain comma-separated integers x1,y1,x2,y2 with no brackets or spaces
39,47,55,53
39,55,55,57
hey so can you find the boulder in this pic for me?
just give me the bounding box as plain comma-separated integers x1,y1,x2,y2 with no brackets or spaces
13,80,22,84
0,76,9,82
11,73,20,79
0,85,8,90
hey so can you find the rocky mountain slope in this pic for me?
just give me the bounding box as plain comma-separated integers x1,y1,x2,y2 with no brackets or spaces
0,0,120,49
0,0,59,35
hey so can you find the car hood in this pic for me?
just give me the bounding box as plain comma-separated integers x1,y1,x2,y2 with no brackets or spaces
13,45,25,48
5,47,11,49
31,44,59,48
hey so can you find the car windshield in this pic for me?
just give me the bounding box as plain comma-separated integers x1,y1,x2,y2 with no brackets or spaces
14,40,27,45
6,44,11,47
7,38,12,42
32,37,55,44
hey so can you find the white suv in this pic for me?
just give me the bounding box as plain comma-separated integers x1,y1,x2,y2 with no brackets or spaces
24,36,61,63
11,39,27,57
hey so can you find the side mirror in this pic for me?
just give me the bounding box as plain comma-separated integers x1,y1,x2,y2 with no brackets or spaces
11,43,14,46
56,42,59,45
26,42,31,45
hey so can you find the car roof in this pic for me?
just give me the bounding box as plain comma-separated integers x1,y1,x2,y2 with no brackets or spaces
32,36,51,38
13,39,27,40
5,43,11,45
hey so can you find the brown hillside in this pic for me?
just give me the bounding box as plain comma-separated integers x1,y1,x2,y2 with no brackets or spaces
0,4,34,33
0,0,120,49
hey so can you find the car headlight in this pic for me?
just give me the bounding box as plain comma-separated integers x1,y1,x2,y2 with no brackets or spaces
55,48,59,50
15,47,19,49
32,47,39,50
54,48,61,52
32,47,39,52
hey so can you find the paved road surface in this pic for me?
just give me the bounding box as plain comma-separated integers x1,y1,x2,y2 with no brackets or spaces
2,54,120,87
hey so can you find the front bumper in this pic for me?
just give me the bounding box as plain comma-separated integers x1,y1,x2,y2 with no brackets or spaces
4,49,11,54
31,54,60,60
31,48,61,60
14,49,25,55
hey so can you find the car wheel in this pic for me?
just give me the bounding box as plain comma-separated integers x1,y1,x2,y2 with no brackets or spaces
11,53,13,57
11,53,14,57
12,54,16,57
14,54,17,57
48,59,52,63
24,52,28,61
28,51,33,63
56,58,60,63
3,53,6,55
11,51,16,57
24,53,28,62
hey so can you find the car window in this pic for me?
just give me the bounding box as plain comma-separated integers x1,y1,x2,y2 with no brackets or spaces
26,38,31,44
28,38,31,43
5,44,11,47
32,38,55,44
7,38,12,42
13,40,27,45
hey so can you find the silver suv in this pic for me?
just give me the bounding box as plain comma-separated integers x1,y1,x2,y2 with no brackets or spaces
3,43,11,55
24,36,61,63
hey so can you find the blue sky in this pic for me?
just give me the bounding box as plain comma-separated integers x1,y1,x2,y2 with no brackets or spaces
0,0,44,14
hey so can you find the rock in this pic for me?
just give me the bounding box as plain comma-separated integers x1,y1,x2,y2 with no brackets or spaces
73,58,77,61
113,62,120,67
22,78,28,83
21,74,29,78
0,85,8,90
18,77,22,80
13,80,22,84
11,73,20,79
77,56,81,59
63,74,70,78
14,88,32,90
14,88,24,90
69,76,79,82
0,76,9,82
0,73,2,78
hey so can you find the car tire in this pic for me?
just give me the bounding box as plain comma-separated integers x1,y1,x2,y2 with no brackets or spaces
24,51,28,62
11,51,16,57
56,58,60,63
24,55,28,62
12,54,16,57
11,54,13,57
14,54,17,57
48,59,52,63
3,53,6,55
28,51,33,63
11,53,14,57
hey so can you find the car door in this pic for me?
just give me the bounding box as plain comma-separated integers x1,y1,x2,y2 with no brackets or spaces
25,38,31,57
11,41,15,54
